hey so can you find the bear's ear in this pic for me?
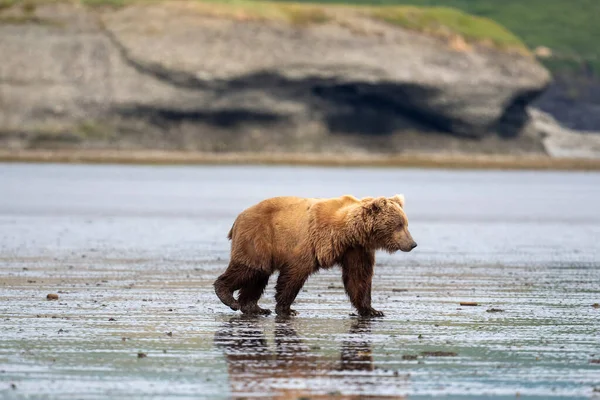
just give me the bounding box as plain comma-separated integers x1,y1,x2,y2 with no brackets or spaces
390,194,405,208
363,197,387,214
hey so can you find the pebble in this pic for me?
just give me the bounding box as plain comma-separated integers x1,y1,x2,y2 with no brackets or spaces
421,351,458,357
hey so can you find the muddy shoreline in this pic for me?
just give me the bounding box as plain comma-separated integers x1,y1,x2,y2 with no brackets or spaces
1,163,599,399
2,149,600,171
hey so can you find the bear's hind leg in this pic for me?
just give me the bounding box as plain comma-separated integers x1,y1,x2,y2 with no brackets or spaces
275,269,309,317
214,262,251,311
238,271,271,316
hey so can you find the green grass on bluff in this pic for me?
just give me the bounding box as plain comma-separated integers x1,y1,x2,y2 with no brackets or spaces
0,0,528,52
2,0,596,72
369,6,525,51
267,0,600,74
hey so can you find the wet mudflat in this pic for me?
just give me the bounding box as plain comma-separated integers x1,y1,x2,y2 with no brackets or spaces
1,163,599,400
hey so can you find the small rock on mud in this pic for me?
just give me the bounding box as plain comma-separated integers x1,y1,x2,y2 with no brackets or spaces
421,351,458,357
46,293,59,300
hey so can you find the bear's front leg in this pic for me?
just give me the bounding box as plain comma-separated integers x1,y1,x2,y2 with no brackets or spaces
342,247,384,318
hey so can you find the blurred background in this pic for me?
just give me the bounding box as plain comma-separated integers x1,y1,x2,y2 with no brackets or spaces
1,0,600,162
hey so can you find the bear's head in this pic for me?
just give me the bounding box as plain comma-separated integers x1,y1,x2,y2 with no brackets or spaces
361,194,417,253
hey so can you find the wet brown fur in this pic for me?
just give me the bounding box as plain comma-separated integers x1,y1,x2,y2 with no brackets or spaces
214,194,417,317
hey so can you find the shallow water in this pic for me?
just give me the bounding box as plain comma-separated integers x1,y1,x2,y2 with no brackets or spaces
0,163,599,399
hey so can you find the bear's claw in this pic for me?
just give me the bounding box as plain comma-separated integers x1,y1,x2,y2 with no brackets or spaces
359,308,385,318
241,305,272,316
275,307,298,317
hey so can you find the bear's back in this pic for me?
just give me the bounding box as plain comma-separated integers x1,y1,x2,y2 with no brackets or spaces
229,195,362,271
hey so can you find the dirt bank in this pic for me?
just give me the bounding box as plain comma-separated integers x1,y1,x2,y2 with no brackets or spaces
3,149,600,170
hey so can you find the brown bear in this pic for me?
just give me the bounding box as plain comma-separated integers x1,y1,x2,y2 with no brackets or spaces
214,194,417,317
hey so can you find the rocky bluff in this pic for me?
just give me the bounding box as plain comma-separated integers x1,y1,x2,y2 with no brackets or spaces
0,2,552,154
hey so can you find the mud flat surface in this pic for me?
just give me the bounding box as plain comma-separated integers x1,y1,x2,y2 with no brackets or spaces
1,164,599,399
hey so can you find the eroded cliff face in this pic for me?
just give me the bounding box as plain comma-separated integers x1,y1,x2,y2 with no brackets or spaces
0,2,552,154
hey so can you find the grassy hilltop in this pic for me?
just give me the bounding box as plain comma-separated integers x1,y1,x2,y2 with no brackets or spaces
268,0,600,74
3,0,596,74
0,0,527,53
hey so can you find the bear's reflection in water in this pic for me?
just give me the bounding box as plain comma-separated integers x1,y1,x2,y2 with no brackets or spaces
214,317,408,399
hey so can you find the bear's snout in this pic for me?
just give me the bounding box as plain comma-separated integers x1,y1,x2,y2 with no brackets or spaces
395,229,417,252
400,241,417,252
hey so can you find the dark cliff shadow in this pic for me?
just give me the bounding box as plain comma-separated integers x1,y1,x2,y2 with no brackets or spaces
312,82,447,136
494,89,545,139
533,71,600,132
214,316,402,399
113,73,469,138
103,24,543,140
116,106,284,129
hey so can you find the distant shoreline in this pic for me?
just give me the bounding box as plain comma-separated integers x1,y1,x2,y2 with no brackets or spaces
1,149,600,171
